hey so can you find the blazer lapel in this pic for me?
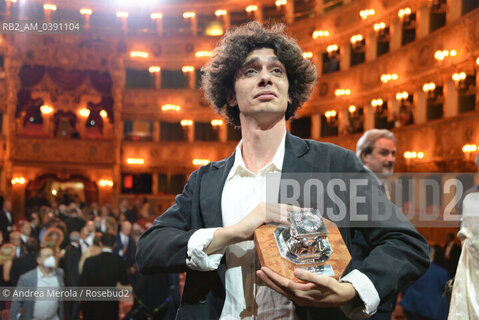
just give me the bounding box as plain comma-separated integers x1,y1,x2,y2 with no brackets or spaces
282,131,311,174
199,152,236,228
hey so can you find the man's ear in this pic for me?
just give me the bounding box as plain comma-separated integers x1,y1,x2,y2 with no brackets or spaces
226,91,237,107
361,153,369,164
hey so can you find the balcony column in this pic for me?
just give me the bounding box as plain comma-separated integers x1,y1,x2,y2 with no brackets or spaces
2,161,12,207
155,17,163,35
110,57,125,208
285,1,294,24
188,124,194,142
218,124,227,142
390,19,402,51
365,31,377,62
416,5,431,39
43,113,54,137
75,116,84,137
338,109,349,135
364,104,375,130
389,98,400,127
153,121,160,142
222,12,231,30
446,0,463,23
112,164,121,209
414,89,427,124
444,79,459,117
339,42,350,71
311,113,321,140
153,71,161,89
254,6,263,23
187,71,196,89
191,16,198,36
4,56,22,164
152,173,158,195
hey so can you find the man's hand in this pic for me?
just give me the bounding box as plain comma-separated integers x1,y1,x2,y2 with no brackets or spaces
256,267,357,307
234,202,294,240
204,202,296,255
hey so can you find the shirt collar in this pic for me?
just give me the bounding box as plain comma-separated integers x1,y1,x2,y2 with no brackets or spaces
37,267,56,278
227,131,286,180
102,248,113,253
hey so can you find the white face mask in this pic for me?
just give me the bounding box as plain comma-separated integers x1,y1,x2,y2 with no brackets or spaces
43,256,56,269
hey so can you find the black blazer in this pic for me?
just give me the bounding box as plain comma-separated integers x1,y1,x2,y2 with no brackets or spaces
137,132,429,319
62,244,81,286
10,254,38,287
113,234,137,268
0,210,14,241
79,251,129,320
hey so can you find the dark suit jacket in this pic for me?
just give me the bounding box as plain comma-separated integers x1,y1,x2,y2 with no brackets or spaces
79,251,129,320
10,253,38,287
113,233,137,268
62,244,81,286
136,132,430,320
0,210,14,241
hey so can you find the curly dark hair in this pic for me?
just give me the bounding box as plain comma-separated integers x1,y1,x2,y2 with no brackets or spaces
201,22,317,127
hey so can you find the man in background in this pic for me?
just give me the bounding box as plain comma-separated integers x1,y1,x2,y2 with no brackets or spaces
354,129,398,320
80,232,128,320
0,199,14,242
9,246,64,320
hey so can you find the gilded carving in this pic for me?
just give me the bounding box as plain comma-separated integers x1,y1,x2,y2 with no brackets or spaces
12,137,115,164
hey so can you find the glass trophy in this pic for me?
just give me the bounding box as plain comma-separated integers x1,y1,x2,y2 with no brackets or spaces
254,208,351,281
274,209,334,276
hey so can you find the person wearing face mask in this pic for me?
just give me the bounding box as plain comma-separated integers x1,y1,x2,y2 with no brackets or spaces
9,246,64,320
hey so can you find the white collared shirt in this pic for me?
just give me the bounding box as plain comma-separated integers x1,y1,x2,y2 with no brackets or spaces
187,133,380,319
21,234,28,243
32,268,60,320
119,233,129,256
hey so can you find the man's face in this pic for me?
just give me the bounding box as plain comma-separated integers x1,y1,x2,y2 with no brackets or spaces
10,233,21,246
122,222,132,235
362,138,396,177
21,222,31,237
230,48,290,123
37,247,54,267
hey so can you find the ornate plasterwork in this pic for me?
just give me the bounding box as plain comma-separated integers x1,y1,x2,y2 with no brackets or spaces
29,75,102,114
12,137,115,164
14,35,114,71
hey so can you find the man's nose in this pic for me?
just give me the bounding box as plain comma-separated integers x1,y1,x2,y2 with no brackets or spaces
258,69,272,86
387,153,396,162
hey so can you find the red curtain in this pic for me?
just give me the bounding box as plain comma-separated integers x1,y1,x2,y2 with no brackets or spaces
19,65,112,94
20,65,46,88
46,67,88,91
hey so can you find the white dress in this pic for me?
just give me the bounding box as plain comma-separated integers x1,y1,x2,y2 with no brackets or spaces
448,192,479,320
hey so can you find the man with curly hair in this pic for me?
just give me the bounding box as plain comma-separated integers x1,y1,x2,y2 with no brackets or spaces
137,22,429,320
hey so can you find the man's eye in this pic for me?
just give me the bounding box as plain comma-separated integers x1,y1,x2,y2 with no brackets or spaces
244,69,256,76
272,68,283,74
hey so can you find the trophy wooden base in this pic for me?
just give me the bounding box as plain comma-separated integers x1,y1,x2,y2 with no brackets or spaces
254,219,351,282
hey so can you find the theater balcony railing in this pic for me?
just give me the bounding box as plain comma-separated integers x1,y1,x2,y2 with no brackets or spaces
121,140,237,170
11,136,116,165
320,110,479,172
123,88,216,119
